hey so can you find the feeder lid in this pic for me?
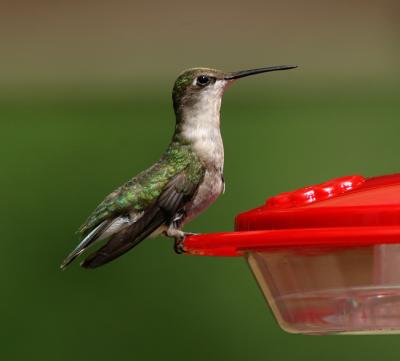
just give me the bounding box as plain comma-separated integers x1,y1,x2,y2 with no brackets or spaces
183,174,400,256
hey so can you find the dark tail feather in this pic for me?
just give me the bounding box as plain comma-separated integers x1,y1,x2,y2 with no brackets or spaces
60,220,110,270
81,206,166,269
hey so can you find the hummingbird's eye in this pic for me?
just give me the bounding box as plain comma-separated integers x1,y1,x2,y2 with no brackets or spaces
196,75,210,86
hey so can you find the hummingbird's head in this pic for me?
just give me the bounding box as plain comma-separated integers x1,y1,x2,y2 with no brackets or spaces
172,67,227,117
172,65,297,120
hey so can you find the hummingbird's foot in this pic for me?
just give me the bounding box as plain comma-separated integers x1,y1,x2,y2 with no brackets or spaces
165,226,197,254
173,232,198,254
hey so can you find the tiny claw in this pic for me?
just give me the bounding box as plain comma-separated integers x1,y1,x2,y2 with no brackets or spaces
174,238,185,254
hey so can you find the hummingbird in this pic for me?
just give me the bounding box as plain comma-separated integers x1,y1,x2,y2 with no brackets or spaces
61,65,297,269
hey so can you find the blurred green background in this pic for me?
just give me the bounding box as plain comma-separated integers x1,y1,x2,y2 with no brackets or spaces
2,0,400,360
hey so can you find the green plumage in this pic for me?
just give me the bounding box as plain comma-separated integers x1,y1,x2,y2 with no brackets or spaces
79,141,204,237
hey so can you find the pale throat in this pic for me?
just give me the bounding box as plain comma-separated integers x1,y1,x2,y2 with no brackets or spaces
179,86,225,170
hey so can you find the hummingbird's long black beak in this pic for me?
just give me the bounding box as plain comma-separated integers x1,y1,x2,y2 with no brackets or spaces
224,65,297,80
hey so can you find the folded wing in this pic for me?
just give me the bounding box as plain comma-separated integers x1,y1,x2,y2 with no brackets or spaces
81,170,202,268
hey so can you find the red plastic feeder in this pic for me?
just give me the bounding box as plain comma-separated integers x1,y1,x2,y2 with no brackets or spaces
184,174,400,334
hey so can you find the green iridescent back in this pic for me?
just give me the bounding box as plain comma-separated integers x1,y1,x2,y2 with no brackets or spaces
79,142,204,236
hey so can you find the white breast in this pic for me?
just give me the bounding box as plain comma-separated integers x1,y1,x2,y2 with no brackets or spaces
179,79,227,223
